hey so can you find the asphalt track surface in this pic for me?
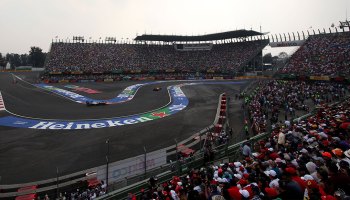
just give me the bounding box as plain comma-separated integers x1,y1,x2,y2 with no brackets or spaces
0,72,251,184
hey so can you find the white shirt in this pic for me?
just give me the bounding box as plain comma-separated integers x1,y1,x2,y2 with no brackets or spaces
278,132,285,145
269,178,280,189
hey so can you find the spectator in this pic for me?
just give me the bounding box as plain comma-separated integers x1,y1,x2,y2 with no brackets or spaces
280,32,350,76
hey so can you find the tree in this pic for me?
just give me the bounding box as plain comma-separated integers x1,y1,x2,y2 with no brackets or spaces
0,53,6,69
29,47,46,68
20,54,29,66
263,53,272,63
5,53,21,69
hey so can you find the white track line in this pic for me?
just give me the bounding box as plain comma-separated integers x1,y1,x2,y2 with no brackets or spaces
2,85,174,121
11,73,80,103
0,91,5,111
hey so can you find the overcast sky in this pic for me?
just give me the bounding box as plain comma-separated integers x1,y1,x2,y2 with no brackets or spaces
0,0,349,55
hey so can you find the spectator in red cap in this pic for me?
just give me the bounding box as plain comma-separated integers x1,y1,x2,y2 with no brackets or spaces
285,167,306,192
322,152,332,159
228,181,242,200
305,179,322,200
264,187,278,199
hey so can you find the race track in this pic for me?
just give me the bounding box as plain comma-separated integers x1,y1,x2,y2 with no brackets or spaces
0,72,250,184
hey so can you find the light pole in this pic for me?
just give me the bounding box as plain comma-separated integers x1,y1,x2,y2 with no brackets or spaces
105,139,110,193
144,146,147,178
56,167,59,198
174,138,178,174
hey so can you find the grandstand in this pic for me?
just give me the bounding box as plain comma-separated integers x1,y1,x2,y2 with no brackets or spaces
280,32,350,77
43,30,269,82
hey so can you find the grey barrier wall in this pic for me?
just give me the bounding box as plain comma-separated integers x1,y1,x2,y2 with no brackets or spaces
97,131,271,200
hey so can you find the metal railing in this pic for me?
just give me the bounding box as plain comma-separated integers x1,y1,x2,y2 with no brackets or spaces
97,131,270,200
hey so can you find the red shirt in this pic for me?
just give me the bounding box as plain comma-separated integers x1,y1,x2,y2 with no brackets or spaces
292,176,306,191
269,152,279,160
228,186,242,200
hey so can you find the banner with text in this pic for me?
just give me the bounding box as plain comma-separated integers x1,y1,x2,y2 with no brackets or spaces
97,148,166,184
270,40,305,48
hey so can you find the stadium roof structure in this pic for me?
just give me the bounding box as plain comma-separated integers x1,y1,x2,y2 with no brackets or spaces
134,30,263,42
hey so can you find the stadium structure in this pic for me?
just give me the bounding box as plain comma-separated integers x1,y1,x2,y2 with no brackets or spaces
42,30,269,82
0,24,350,200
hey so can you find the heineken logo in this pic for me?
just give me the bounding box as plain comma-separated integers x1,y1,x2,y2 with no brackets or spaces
29,117,154,130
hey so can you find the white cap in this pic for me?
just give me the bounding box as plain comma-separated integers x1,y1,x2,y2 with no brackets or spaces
234,174,242,179
303,175,314,181
264,170,277,177
275,158,283,163
318,132,328,138
269,179,280,188
239,189,250,198
344,149,350,158
300,148,308,154
291,159,299,167
234,162,242,167
306,138,314,143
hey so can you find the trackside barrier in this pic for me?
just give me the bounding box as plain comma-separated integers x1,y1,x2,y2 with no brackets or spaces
97,132,271,200
212,93,227,133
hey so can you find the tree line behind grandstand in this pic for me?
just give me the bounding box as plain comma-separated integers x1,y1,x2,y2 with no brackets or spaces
0,47,46,69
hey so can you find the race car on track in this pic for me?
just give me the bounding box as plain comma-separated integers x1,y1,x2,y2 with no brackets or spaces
86,100,107,106
153,87,162,91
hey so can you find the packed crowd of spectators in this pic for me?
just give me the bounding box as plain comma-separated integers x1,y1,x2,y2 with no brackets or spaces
280,32,350,76
135,93,350,200
45,40,267,74
246,80,348,136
